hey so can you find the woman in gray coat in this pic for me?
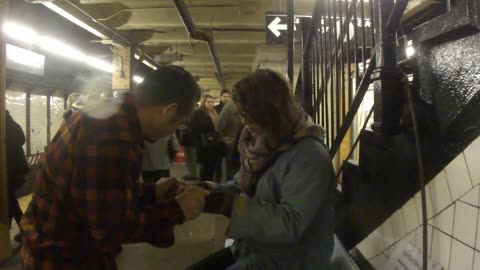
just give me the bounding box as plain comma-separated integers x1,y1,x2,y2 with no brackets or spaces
188,69,335,270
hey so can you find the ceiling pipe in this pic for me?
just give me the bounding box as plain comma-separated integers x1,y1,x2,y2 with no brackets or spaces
170,0,226,89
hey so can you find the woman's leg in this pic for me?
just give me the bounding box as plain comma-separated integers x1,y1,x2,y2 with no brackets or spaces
186,248,235,270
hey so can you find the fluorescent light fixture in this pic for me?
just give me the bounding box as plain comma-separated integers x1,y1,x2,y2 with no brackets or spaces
85,57,116,73
2,21,114,73
42,2,106,39
142,60,157,70
134,54,140,60
2,22,39,44
133,75,144,84
40,37,86,61
6,44,45,69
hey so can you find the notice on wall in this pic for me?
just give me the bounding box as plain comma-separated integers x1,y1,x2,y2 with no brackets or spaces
385,244,443,270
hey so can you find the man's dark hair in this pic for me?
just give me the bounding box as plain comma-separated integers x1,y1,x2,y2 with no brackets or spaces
135,65,201,117
221,89,231,96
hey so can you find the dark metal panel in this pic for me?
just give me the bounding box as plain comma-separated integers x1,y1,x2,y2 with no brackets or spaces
418,34,480,131
414,0,480,130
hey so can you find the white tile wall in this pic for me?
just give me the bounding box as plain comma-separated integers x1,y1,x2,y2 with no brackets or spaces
461,185,480,207
30,94,48,154
50,96,65,139
391,209,407,243
378,217,395,249
429,170,453,215
369,253,388,269
402,198,420,233
445,153,473,201
414,224,433,256
355,135,480,270
431,228,452,270
415,188,435,220
429,204,455,235
474,252,480,270
450,239,474,270
453,201,478,248
476,212,480,251
464,137,480,187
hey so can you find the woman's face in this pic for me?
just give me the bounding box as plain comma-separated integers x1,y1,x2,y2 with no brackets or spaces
238,109,265,138
205,97,215,110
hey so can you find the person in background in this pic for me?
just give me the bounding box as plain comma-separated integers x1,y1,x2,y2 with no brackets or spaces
190,94,223,182
142,134,180,183
217,102,243,180
188,69,335,270
62,92,81,121
21,66,209,270
214,89,231,114
6,110,29,242
179,103,200,181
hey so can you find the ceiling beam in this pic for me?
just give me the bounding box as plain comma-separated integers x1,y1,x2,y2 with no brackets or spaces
140,31,265,46
159,55,253,64
154,44,258,56
105,3,315,30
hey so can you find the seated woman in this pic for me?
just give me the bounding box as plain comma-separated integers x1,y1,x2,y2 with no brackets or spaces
187,69,335,270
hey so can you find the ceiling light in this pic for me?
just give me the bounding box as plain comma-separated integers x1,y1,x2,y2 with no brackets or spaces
42,2,107,39
406,40,415,59
134,54,140,60
6,44,45,70
2,22,39,44
85,57,115,73
2,21,114,73
142,60,157,70
133,75,144,84
40,37,86,61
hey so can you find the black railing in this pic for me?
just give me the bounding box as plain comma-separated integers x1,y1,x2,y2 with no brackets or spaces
297,0,376,156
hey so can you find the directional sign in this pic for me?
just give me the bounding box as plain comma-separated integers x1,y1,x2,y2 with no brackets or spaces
266,12,372,47
266,13,308,45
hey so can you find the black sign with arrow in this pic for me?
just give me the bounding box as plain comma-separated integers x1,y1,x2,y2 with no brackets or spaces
266,12,372,46
266,12,309,45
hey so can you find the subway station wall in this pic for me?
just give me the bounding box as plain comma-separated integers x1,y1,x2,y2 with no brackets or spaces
5,84,65,155
355,135,480,269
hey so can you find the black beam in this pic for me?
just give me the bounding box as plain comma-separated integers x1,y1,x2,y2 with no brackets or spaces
47,93,51,143
300,18,313,118
371,0,404,135
287,0,295,84
26,90,31,156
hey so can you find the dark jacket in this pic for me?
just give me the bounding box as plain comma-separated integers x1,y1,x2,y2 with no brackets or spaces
189,109,222,161
6,111,29,190
214,102,226,114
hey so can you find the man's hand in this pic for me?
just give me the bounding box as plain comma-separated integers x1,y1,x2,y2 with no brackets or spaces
175,186,210,221
155,177,187,204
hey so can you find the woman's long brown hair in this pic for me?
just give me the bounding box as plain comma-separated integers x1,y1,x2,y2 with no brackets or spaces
232,69,303,142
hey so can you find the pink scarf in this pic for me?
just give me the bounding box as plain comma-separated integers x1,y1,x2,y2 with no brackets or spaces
237,116,314,195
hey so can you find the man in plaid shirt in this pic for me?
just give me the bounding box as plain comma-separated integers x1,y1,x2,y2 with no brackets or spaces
20,66,209,269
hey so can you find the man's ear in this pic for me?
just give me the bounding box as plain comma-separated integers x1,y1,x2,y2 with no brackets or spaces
163,103,178,119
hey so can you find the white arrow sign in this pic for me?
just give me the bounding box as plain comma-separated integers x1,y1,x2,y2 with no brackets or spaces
268,16,297,37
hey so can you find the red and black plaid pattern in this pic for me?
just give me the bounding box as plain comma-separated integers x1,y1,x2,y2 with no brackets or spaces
20,93,184,270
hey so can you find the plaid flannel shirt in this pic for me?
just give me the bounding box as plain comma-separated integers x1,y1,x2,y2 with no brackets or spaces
20,93,184,270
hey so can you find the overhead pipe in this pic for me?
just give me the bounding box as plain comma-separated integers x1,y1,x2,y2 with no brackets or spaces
171,0,226,89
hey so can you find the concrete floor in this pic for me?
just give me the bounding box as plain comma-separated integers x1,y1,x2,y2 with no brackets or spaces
0,163,230,270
